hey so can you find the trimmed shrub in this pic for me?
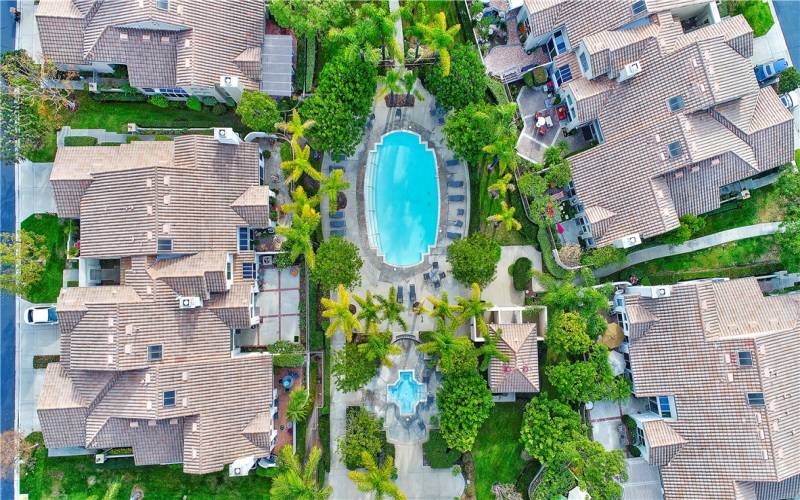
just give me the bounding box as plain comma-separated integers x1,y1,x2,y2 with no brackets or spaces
523,71,534,88
126,136,141,143
627,444,642,457
149,94,169,108
91,92,148,102
422,430,461,468
273,353,305,367
532,66,548,86
107,447,133,456
510,257,532,291
211,103,227,115
63,136,98,147
33,355,60,369
201,96,218,106
186,96,202,111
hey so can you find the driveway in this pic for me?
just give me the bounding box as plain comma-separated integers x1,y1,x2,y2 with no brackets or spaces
17,299,60,435
17,161,56,225
751,0,793,67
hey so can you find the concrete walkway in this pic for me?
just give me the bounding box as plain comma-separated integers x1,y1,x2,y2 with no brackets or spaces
57,127,129,147
595,222,782,278
389,0,404,63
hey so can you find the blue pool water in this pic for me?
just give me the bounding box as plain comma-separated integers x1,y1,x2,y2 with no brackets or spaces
366,131,439,266
387,370,427,416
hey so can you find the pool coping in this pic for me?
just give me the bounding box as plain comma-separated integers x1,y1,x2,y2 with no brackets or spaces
364,130,441,269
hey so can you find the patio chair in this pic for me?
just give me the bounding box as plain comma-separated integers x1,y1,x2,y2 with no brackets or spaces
538,126,547,136
434,280,442,289
398,285,404,304
446,232,461,239
330,220,346,228
448,195,465,202
409,284,417,305
447,180,464,188
456,208,465,216
448,220,464,228
438,116,445,125
445,159,460,167
423,272,430,282
432,261,439,270
330,211,345,219
330,229,345,237
439,272,446,280
545,116,553,127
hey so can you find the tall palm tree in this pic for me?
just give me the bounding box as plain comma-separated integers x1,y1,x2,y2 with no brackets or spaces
355,290,383,333
270,446,332,500
276,109,315,142
277,208,320,268
286,387,310,422
417,12,460,76
327,21,380,65
281,139,323,184
400,0,429,61
457,283,493,339
377,68,404,106
402,71,424,103
417,319,474,371
321,284,362,342
359,4,402,64
487,201,522,237
482,129,519,176
348,451,406,500
425,291,462,324
358,328,402,367
487,173,516,199
320,169,350,214
281,186,319,217
478,327,510,372
377,286,408,331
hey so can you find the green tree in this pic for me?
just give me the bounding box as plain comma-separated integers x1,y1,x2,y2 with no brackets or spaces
477,327,510,371
281,186,320,218
423,291,462,324
281,139,323,184
487,201,522,236
348,451,405,500
0,50,72,110
517,173,550,223
0,231,48,297
488,173,515,199
531,463,576,500
269,0,351,39
560,437,628,500
520,396,585,463
358,3,402,63
320,169,350,213
327,18,381,66
443,102,495,166
358,329,401,367
321,284,362,342
337,408,385,470
402,71,424,102
446,233,501,288
437,370,494,453
377,286,408,331
276,109,316,141
235,90,281,132
270,445,332,500
277,207,320,269
482,129,519,176
546,312,593,357
417,320,476,375
417,12,461,76
546,360,600,404
422,44,487,111
311,237,363,291
301,54,377,157
286,387,311,422
544,159,572,188
664,213,706,245
332,342,379,392
537,275,612,340
377,68,404,106
457,283,493,338
580,246,626,269
779,66,800,94
355,290,382,332
400,0,430,61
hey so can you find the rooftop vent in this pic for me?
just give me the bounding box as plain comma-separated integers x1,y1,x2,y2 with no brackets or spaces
178,296,202,309
617,61,642,83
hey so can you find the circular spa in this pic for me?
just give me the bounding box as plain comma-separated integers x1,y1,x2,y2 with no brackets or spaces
365,130,439,267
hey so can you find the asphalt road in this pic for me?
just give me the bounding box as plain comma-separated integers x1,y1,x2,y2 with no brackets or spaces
774,1,800,67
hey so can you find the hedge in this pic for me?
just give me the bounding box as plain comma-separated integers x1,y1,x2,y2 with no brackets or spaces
422,430,461,468
537,225,567,278
510,257,532,291
64,136,98,146
33,355,60,369
305,34,317,90
107,447,133,456
91,92,148,103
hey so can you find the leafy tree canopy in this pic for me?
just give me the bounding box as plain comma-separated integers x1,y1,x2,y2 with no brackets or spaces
517,173,550,223
546,312,592,358
332,342,378,393
520,396,585,463
311,237,363,291
422,44,487,111
560,437,627,500
437,370,494,453
235,90,281,132
337,408,385,470
779,66,800,94
0,231,48,297
580,246,626,269
446,233,501,288
443,102,495,167
269,0,351,39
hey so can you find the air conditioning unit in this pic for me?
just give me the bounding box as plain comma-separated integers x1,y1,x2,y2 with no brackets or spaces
95,453,106,464
177,296,203,309
214,127,241,145
617,61,642,82
741,189,751,200
88,82,98,93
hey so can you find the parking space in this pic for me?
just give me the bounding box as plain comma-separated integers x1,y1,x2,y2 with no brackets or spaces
17,298,60,435
16,161,55,227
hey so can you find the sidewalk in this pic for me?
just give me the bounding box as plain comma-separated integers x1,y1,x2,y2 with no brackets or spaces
595,222,782,278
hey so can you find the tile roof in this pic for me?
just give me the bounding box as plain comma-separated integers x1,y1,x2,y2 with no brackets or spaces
625,279,800,498
36,0,265,89
487,323,539,393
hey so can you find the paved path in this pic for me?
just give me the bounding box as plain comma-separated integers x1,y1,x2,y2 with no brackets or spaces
773,1,799,66
388,0,404,65
595,222,782,278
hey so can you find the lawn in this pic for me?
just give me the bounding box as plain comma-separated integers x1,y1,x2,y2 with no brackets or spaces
606,235,782,284
422,430,461,468
472,400,534,500
20,433,271,500
469,168,537,246
720,0,774,37
21,213,66,304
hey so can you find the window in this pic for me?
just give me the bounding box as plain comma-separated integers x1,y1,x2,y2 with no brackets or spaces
559,65,573,84
738,351,753,366
668,141,682,158
226,261,232,281
578,51,590,73
648,395,674,418
157,238,173,253
147,344,162,361
156,87,188,99
667,95,684,112
636,426,645,446
156,0,168,10
142,87,155,93
163,390,176,407
747,392,765,406
238,227,250,251
242,262,255,280
631,0,647,15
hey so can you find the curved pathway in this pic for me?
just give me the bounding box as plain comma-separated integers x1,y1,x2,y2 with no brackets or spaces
595,222,782,278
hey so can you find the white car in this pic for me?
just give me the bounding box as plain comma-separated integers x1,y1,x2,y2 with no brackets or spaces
24,305,58,325
780,89,800,109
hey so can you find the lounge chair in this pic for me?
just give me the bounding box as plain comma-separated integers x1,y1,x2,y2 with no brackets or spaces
330,220,346,228
448,220,464,228
330,211,344,219
456,208,465,216
423,272,430,282
409,284,417,305
398,285,404,304
330,229,345,237
446,159,460,167
447,232,461,239
432,261,439,270
447,180,464,188
448,195,465,202
328,165,345,173
439,272,446,280
434,280,442,289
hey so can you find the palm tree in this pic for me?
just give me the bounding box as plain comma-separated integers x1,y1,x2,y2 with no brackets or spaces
348,451,406,500
482,129,519,176
377,68,404,106
281,139,323,184
355,290,383,333
277,208,320,268
417,319,474,370
321,284,362,342
281,186,319,217
377,286,408,331
320,169,350,214
359,4,402,64
487,173,516,199
487,201,522,237
424,291,462,324
478,327,510,372
417,12,460,76
276,109,315,142
457,283,493,339
400,0,429,61
270,446,332,500
401,71,424,104
327,21,380,65
358,329,402,367
286,387,310,422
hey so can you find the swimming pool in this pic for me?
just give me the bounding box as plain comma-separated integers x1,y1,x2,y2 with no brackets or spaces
387,369,427,416
365,131,439,267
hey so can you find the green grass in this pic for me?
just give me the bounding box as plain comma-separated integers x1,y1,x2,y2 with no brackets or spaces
469,168,537,246
607,236,781,284
63,136,98,147
720,0,774,37
21,213,66,304
473,401,533,500
20,433,271,500
422,430,461,468
25,133,57,163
